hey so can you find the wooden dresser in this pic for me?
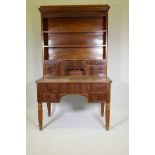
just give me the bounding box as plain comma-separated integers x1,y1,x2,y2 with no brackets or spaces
36,5,112,130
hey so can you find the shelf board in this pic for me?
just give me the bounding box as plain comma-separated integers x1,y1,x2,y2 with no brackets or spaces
44,59,107,61
43,45,106,48
43,30,107,34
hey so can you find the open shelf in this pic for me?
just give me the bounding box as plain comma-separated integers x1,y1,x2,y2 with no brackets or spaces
43,46,106,60
43,32,107,47
42,17,107,32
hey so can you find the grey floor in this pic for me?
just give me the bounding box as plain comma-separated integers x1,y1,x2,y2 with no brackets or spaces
27,83,129,155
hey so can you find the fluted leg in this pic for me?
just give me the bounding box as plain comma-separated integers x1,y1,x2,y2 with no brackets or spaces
38,102,43,130
101,100,104,117
105,102,110,130
47,102,51,117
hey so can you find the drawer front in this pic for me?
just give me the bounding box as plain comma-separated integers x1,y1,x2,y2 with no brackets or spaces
85,60,106,65
38,93,59,102
38,83,59,93
37,83,60,102
91,65,106,76
43,60,61,77
88,93,105,102
85,65,107,77
62,83,88,94
89,83,107,92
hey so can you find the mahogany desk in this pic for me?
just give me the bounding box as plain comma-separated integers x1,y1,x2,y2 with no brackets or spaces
36,5,112,130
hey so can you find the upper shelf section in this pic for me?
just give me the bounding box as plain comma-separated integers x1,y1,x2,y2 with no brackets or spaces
39,5,109,61
39,5,110,17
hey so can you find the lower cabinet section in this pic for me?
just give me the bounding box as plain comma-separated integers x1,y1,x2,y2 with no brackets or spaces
36,80,111,130
37,82,109,103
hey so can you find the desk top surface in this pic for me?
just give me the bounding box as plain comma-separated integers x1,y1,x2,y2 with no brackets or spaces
36,77,112,83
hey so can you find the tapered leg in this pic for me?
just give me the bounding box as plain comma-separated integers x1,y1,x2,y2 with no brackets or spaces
105,102,110,130
38,102,43,130
47,102,51,117
101,100,104,117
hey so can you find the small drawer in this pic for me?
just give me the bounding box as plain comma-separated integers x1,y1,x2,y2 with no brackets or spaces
38,83,59,93
89,65,106,72
63,83,88,94
44,60,59,65
88,93,105,102
38,93,59,102
43,60,61,77
85,60,106,65
89,83,106,92
85,65,107,77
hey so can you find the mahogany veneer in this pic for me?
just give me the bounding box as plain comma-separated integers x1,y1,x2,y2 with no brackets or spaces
36,5,112,130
